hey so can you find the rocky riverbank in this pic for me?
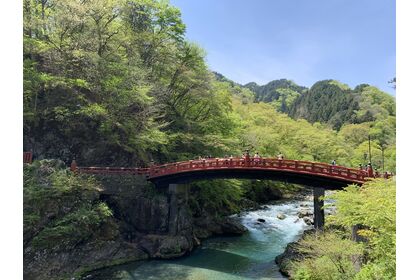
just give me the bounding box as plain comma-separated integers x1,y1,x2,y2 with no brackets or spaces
275,229,315,276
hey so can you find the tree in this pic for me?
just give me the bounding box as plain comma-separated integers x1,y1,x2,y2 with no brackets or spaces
328,179,396,279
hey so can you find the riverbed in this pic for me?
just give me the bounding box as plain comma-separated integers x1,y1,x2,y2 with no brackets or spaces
88,199,312,280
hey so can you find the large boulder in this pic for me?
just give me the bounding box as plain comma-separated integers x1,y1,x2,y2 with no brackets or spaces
193,214,248,238
220,217,248,235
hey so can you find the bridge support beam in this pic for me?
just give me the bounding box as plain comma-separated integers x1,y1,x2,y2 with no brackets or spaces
313,187,325,230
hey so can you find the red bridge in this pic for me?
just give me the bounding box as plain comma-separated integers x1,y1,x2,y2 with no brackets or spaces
69,156,389,229
69,157,386,189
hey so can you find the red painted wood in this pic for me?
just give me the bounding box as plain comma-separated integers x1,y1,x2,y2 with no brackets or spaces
72,157,392,183
146,158,369,184
23,152,33,164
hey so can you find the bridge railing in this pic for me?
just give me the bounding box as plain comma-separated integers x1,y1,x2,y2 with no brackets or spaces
69,157,380,182
148,157,369,182
73,166,149,175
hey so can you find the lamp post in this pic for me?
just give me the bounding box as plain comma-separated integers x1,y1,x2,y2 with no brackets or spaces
381,146,385,173
368,135,372,165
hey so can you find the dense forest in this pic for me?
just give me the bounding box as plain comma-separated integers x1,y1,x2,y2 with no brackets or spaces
23,0,396,279
23,0,395,172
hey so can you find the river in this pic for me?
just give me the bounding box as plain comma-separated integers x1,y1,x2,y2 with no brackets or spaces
88,198,312,280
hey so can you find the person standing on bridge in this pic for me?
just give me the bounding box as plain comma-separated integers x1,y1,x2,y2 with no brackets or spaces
254,152,261,164
277,153,284,160
331,159,336,166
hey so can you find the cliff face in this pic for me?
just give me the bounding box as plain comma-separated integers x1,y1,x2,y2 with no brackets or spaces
101,182,247,260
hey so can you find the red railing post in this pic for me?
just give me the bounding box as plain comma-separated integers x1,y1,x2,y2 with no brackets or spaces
367,164,374,177
70,159,77,172
245,151,250,167
23,152,33,164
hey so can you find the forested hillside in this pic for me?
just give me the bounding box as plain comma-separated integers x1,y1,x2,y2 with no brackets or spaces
24,0,236,166
243,79,306,106
24,0,395,173
288,80,395,130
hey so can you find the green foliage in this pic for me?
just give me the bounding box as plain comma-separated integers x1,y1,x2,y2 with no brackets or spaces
24,160,118,251
291,231,363,280
32,202,114,250
328,179,396,279
289,179,395,280
189,180,244,216
231,98,352,164
287,80,395,131
272,88,301,113
356,86,396,121
243,79,306,103
289,80,359,130
23,0,395,171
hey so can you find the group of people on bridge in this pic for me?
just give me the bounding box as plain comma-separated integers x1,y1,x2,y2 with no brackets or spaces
197,151,285,164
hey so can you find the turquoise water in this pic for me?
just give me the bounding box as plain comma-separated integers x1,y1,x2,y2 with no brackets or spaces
88,200,311,280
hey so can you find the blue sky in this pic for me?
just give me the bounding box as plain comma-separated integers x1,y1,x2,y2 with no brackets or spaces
170,0,395,94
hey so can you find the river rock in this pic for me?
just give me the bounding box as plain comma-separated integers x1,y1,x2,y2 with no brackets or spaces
277,213,286,220
220,217,248,235
257,218,266,223
193,213,247,239
303,217,313,225
298,210,312,218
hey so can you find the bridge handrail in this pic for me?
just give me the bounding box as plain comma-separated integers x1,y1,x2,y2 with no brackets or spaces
75,166,149,175
148,157,369,181
70,157,376,182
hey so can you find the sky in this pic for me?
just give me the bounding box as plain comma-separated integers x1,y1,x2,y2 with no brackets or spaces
170,0,396,94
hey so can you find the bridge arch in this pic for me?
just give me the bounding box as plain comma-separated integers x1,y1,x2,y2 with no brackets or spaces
147,158,367,189
146,157,370,230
